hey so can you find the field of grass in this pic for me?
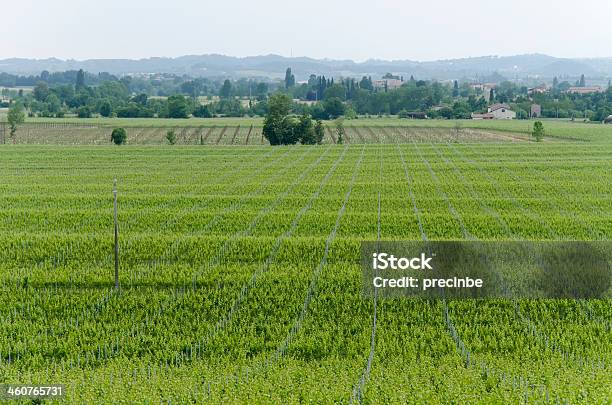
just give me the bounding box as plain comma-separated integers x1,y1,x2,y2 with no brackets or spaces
0,136,610,402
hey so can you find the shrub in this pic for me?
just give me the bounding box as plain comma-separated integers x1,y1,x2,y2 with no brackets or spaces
77,106,91,118
192,105,212,118
111,128,127,145
335,119,345,144
532,121,544,142
166,130,177,145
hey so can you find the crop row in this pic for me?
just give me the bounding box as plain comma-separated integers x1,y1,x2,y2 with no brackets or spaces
0,142,609,403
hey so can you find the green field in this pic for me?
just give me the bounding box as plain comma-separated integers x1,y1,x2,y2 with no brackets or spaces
1,134,610,403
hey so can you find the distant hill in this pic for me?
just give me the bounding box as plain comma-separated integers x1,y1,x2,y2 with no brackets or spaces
1,54,611,81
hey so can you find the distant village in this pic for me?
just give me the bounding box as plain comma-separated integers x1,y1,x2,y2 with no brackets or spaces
370,75,610,121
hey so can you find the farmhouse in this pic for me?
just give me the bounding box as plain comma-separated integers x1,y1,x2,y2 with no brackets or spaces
487,103,516,119
472,103,516,120
567,86,603,94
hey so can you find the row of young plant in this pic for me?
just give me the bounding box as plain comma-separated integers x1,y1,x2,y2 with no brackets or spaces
0,143,609,402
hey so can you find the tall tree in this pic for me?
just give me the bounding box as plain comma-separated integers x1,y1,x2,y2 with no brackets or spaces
552,76,559,89
75,69,86,90
359,76,373,91
33,81,49,102
219,79,232,98
263,93,293,145
308,74,317,87
7,102,26,141
579,74,586,87
452,80,459,97
167,95,189,118
285,68,295,89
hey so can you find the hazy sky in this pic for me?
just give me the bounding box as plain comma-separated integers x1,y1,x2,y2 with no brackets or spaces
3,0,612,61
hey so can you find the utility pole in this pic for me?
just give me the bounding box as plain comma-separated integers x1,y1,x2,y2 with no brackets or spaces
113,179,119,290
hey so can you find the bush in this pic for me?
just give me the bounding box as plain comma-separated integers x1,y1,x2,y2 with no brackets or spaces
116,103,154,118
192,105,212,118
335,119,345,144
324,97,345,119
262,95,324,145
7,102,26,139
111,128,127,145
77,106,91,118
344,106,357,120
167,95,189,118
532,121,544,142
99,100,113,117
166,130,177,145
314,120,325,144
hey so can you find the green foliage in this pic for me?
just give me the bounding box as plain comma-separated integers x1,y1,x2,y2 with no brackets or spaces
314,120,325,144
219,79,232,99
0,144,609,403
0,140,609,405
284,68,295,89
296,114,318,145
263,93,322,145
7,102,25,138
167,95,189,119
324,97,345,119
166,130,177,145
75,69,86,90
33,81,50,102
344,106,357,120
323,84,346,101
110,127,127,145
116,102,153,118
192,104,212,118
263,93,292,145
98,100,113,117
532,121,545,142
335,118,345,144
77,106,91,118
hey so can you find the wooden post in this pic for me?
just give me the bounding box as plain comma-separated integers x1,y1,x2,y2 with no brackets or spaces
113,179,119,289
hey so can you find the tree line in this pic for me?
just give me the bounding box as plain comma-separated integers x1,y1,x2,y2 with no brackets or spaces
3,68,612,122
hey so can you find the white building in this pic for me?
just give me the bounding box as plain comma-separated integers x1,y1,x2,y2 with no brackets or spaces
487,103,516,119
